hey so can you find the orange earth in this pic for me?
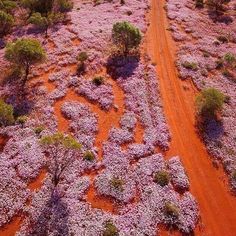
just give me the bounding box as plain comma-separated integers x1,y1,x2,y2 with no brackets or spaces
1,0,236,235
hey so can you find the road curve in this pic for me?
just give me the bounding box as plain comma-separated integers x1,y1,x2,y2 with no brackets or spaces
146,0,236,235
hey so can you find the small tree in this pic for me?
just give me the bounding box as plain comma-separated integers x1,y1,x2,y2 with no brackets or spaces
0,100,14,126
195,88,225,120
40,132,81,186
154,170,170,187
0,10,14,37
29,12,63,37
0,0,17,13
103,220,119,236
206,0,231,14
164,202,180,225
76,51,88,75
112,21,142,55
110,176,124,192
5,38,46,85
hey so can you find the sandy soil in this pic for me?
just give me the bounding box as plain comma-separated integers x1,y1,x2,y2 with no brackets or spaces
146,0,236,235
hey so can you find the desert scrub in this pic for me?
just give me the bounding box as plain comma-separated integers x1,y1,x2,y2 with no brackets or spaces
16,115,27,127
83,150,95,162
103,220,119,236
195,88,225,120
77,51,88,75
34,125,45,136
182,61,198,71
223,52,236,68
164,202,180,225
0,100,14,126
0,10,14,37
92,76,104,86
153,170,170,187
110,176,124,192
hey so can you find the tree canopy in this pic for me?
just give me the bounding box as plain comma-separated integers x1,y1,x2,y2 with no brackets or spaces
0,10,14,37
112,21,142,55
5,38,46,84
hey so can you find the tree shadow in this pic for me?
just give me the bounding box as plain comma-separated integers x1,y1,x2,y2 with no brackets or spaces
106,54,140,79
30,189,69,236
203,119,224,141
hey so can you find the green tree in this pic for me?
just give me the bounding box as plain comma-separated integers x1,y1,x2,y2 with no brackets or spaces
29,12,63,37
195,88,225,120
0,0,17,13
41,132,81,186
5,38,46,85
112,21,142,55
154,170,170,187
206,0,231,14
0,10,14,37
0,100,14,126
103,220,119,236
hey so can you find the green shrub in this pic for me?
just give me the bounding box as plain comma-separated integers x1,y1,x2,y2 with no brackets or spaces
154,170,170,187
195,88,225,119
110,177,124,192
16,115,27,126
217,35,229,43
164,202,180,219
112,21,141,55
92,76,104,86
0,10,14,36
34,125,44,135
0,100,14,126
223,52,236,67
195,0,204,8
57,0,73,12
103,220,119,236
0,0,17,13
77,51,88,62
5,38,46,85
182,61,198,71
83,150,95,161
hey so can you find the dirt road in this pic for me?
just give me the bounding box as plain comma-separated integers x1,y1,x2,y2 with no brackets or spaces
146,0,236,235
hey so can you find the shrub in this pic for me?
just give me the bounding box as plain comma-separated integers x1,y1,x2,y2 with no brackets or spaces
182,61,198,71
0,0,17,13
77,51,88,62
57,0,73,12
112,21,142,55
206,0,231,14
103,220,119,236
217,35,229,43
77,52,88,75
164,202,180,219
0,100,14,126
92,76,104,86
21,0,54,15
154,170,170,187
34,125,44,135
83,150,95,161
195,0,204,8
16,115,27,126
110,177,124,191
223,52,236,67
5,38,46,85
195,88,225,119
0,10,14,37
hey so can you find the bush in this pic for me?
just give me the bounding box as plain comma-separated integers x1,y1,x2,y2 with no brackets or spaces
76,52,88,75
103,220,119,236
164,202,180,219
110,177,124,192
206,0,231,14
217,35,229,43
0,100,14,126
195,88,225,119
0,0,17,13
92,76,104,86
0,10,14,37
154,170,170,187
83,150,95,161
182,61,198,71
21,0,54,15
223,52,236,67
34,125,44,135
195,0,204,8
5,38,46,85
112,21,141,55
77,51,88,62
16,115,27,126
57,0,73,12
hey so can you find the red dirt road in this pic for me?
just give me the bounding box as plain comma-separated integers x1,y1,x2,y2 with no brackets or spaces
146,0,236,235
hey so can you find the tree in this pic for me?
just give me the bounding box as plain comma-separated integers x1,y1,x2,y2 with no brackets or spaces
0,100,14,126
103,220,119,236
0,10,14,37
206,0,231,14
76,51,88,75
5,38,46,85
40,132,81,187
29,12,63,37
195,88,225,120
0,0,17,13
154,170,170,187
112,21,142,55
